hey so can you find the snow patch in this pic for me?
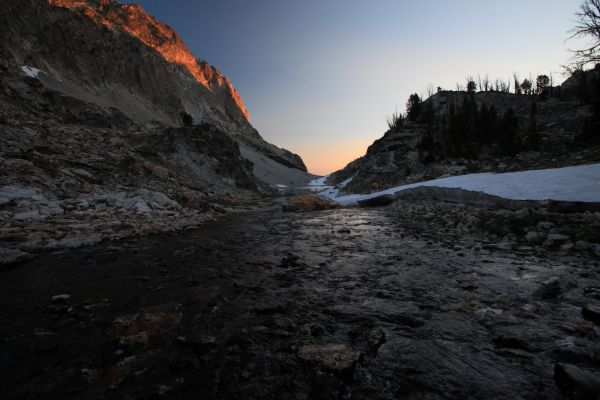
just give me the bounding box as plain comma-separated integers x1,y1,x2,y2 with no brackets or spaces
320,163,600,206
309,176,329,186
317,176,354,198
21,66,45,79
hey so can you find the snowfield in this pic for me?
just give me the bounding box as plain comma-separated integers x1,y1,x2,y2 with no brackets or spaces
319,163,600,206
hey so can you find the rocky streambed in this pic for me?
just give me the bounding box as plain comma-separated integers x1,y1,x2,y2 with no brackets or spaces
1,205,600,399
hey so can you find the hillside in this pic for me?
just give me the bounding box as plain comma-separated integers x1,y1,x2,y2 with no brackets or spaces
330,68,600,194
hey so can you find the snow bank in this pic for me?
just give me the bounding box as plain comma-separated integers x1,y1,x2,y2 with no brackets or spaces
320,163,600,206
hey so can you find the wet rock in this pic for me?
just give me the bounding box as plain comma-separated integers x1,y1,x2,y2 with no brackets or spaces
533,278,563,300
371,336,552,398
582,305,600,326
298,344,360,373
367,328,386,351
254,300,286,314
0,247,31,267
554,363,600,400
283,194,338,212
583,287,600,300
576,241,593,251
51,233,103,249
544,234,570,247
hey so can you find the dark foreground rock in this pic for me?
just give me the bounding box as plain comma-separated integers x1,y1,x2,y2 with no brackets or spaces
0,207,599,399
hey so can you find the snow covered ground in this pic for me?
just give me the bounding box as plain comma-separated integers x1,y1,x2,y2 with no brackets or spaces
318,163,600,206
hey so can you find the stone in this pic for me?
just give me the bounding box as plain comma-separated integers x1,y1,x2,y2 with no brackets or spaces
575,241,592,251
13,210,43,220
544,234,570,247
582,304,600,325
560,242,574,251
127,198,152,213
0,247,31,266
525,231,545,244
536,221,554,231
143,191,180,209
554,363,600,399
532,278,562,300
52,234,103,249
0,185,45,206
298,344,360,372
514,208,530,219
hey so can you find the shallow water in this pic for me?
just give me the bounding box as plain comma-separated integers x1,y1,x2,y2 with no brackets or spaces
0,208,598,399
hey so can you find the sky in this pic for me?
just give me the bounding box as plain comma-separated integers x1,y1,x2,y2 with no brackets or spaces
123,0,588,175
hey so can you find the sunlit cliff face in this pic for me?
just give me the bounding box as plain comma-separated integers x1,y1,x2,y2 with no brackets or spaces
48,0,250,123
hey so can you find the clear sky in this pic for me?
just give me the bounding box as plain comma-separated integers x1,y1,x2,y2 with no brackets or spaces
123,0,587,175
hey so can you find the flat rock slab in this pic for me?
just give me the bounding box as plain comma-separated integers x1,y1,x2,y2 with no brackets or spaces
298,344,360,372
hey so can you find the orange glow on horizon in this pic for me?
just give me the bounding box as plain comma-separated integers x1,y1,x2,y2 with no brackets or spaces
291,137,374,177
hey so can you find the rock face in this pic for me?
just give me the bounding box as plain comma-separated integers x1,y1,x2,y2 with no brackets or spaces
0,0,307,173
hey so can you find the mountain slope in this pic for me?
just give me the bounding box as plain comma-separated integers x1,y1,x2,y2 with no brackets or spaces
0,0,311,252
0,0,307,174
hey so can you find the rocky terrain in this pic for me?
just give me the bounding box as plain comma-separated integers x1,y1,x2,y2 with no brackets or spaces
2,1,600,398
330,70,600,194
1,202,599,399
0,0,313,257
